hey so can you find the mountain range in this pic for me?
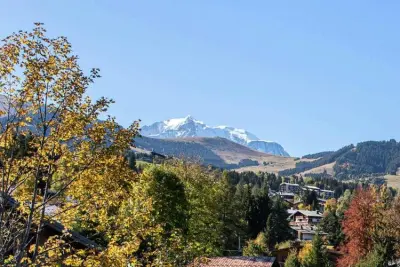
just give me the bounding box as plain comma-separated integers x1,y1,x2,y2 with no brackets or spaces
141,115,290,157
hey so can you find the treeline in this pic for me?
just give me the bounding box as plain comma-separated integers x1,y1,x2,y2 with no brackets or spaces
282,140,400,179
223,171,282,191
302,151,334,159
279,145,354,176
222,170,365,200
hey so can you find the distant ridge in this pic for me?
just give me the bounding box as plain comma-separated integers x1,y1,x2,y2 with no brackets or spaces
133,135,295,171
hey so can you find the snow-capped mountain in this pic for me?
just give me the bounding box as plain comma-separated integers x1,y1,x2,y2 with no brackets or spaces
141,116,290,156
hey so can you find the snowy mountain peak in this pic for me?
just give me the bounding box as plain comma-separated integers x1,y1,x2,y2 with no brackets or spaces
141,116,290,157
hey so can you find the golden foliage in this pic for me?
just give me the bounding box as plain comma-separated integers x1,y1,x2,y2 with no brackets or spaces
0,23,156,266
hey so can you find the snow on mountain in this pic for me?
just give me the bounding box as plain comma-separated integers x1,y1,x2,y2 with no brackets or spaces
141,115,290,156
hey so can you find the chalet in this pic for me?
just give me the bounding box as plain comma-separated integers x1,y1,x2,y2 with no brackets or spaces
287,208,298,216
278,192,295,203
320,189,335,199
279,183,301,194
190,257,278,267
301,185,320,195
290,225,327,241
288,210,323,226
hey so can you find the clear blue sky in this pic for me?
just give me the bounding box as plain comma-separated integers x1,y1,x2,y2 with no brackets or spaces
1,1,400,156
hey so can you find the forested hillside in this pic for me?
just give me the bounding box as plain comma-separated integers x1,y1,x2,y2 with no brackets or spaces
279,145,354,176
334,140,400,179
302,151,334,159
280,140,400,180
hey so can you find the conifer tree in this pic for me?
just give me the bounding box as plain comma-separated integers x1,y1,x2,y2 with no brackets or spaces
302,233,331,267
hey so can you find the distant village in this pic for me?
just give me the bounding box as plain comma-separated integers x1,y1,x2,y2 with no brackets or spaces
275,182,334,241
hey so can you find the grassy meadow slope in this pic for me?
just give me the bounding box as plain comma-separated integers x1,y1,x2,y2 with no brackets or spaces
133,136,296,170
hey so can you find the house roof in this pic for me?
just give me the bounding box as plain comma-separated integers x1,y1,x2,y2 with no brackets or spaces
44,221,98,249
290,210,323,218
303,185,320,190
320,189,334,193
193,257,276,266
280,183,300,187
2,195,99,249
279,192,295,196
287,209,298,215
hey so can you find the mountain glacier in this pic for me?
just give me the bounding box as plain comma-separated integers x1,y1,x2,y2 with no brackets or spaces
141,116,290,156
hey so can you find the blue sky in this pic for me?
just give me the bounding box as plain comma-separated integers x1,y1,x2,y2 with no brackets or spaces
1,1,400,156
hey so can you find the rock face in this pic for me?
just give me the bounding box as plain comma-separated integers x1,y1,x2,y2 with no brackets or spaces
141,115,290,156
247,140,289,156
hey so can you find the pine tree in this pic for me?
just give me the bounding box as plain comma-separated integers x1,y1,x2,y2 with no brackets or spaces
302,233,331,267
128,152,137,172
265,197,292,250
319,211,343,247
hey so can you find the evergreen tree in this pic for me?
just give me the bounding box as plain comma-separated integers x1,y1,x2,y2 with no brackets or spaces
319,211,343,247
302,233,331,267
218,171,242,251
265,197,292,250
128,152,137,172
247,184,270,238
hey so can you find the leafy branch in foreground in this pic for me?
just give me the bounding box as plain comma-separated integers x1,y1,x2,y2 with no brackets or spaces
0,23,156,266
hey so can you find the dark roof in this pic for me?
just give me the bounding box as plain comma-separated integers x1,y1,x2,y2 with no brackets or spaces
280,183,300,187
44,221,98,249
193,257,276,266
289,210,323,218
2,194,98,249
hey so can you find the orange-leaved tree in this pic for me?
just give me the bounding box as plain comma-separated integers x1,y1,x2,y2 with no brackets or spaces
337,186,381,267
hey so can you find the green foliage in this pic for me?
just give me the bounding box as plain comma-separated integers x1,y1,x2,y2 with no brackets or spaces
242,232,268,256
334,140,400,178
218,171,244,251
355,247,385,267
126,151,137,172
247,182,270,238
224,171,282,191
265,197,293,250
284,250,300,267
280,145,354,176
144,165,189,233
302,151,334,160
319,211,343,247
302,190,319,210
302,234,331,267
336,189,352,217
